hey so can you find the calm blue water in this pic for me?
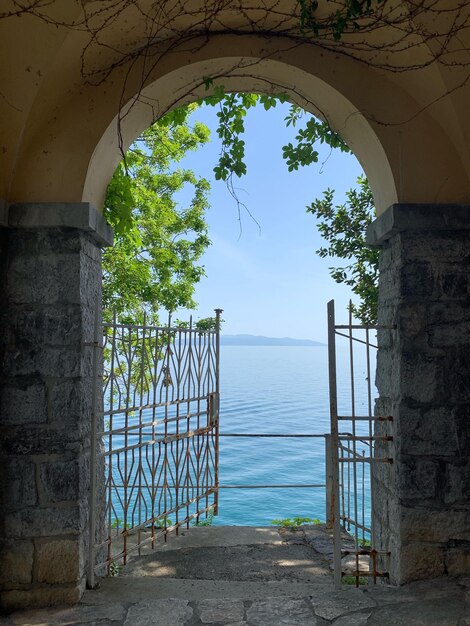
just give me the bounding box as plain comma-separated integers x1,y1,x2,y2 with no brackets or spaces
106,344,376,530
214,345,375,526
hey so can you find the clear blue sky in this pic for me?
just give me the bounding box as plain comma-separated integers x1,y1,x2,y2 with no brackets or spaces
173,101,364,343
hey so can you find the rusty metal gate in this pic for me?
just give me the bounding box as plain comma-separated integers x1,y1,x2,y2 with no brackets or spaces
88,310,221,587
327,300,393,588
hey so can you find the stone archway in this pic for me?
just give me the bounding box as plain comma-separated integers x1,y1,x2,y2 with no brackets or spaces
1,3,470,611
82,54,398,215
3,28,470,209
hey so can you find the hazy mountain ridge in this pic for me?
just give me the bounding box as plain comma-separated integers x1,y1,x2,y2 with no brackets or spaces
220,334,325,346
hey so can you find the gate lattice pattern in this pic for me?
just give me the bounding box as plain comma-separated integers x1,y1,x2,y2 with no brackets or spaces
328,300,393,587
88,311,221,585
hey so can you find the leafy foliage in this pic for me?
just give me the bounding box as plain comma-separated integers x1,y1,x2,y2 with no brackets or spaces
201,86,347,182
103,109,211,324
283,105,350,170
174,316,223,332
271,516,322,528
201,88,289,182
306,176,379,324
299,0,388,40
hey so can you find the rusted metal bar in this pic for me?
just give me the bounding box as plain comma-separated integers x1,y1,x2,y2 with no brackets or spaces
327,300,342,589
175,327,182,535
341,548,391,557
340,517,371,533
102,396,215,416
338,457,393,463
337,415,393,421
325,434,333,529
342,570,390,578
100,407,211,436
122,322,132,565
334,324,396,330
150,325,158,550
338,435,393,441
137,312,146,556
195,329,202,525
163,313,172,542
218,484,326,489
335,331,378,349
348,303,360,558
185,316,193,529
107,310,118,573
219,433,326,437
214,308,222,516
87,295,102,589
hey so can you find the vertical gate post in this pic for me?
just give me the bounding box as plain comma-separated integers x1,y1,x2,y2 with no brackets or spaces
327,300,342,589
87,298,102,590
213,308,223,515
325,434,334,529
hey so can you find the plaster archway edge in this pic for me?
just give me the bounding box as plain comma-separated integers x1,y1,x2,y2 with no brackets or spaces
83,56,397,214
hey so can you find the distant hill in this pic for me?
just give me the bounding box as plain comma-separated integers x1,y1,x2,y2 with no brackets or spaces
220,334,325,347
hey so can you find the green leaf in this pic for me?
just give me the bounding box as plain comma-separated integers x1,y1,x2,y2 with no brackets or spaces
103,110,212,323
306,176,378,324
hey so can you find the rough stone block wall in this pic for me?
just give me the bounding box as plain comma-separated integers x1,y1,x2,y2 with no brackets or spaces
0,227,106,611
372,222,470,584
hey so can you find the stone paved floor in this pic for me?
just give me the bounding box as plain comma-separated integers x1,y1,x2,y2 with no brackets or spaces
2,527,469,625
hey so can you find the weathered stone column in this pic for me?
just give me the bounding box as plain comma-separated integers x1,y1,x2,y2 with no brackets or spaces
368,204,470,584
0,203,112,611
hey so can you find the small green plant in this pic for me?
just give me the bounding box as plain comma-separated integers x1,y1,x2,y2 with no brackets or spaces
342,575,368,586
109,560,122,577
193,506,215,527
155,516,173,528
359,538,371,548
110,518,128,530
271,517,322,528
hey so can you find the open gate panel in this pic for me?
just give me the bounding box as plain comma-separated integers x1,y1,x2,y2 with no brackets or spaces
327,300,393,588
88,311,221,586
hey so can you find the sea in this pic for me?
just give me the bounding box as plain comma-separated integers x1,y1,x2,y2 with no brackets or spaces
214,344,376,526
105,343,377,531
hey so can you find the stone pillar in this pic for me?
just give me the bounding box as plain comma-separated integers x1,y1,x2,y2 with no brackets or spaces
0,203,112,611
368,204,470,585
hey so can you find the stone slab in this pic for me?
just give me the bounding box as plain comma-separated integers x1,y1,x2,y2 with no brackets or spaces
36,539,80,584
7,575,470,625
137,525,284,553
81,577,330,604
198,598,245,623
10,603,126,625
334,613,372,626
367,203,470,246
123,599,192,626
120,542,331,582
246,597,318,626
367,598,468,625
0,541,33,586
311,589,376,620
7,203,113,246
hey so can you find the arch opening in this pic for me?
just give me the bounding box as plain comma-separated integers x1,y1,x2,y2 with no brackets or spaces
83,56,397,215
